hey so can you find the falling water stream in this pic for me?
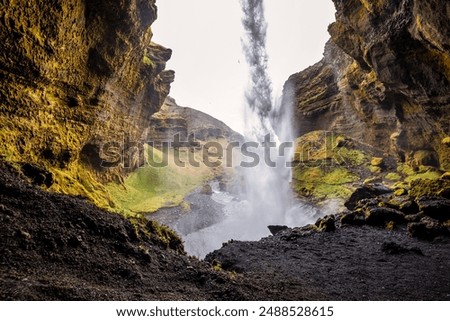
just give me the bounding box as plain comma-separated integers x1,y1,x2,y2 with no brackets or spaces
152,0,327,258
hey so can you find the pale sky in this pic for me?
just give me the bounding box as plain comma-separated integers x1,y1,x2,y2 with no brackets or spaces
152,0,336,133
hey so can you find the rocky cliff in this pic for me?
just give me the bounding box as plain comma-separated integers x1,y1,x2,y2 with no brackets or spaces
148,97,242,144
1,0,174,206
283,0,450,171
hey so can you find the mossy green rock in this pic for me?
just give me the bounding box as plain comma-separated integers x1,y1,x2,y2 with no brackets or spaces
371,158,384,167
409,178,450,199
0,0,174,209
292,131,391,201
283,0,450,172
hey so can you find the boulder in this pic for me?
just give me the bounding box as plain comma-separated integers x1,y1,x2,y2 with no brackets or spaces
365,207,406,226
315,215,336,232
409,179,450,199
268,225,289,236
21,163,53,188
405,212,426,223
417,197,450,222
345,185,393,210
381,242,423,256
407,217,450,241
340,211,366,226
399,200,420,215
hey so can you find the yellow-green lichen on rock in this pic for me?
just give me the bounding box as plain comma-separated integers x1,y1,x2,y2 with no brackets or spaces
0,0,176,218
409,178,450,199
292,166,359,200
284,0,450,178
106,143,231,217
292,131,375,201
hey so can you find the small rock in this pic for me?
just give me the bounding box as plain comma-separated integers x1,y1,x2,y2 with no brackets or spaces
371,157,385,167
340,211,366,226
394,188,407,196
381,242,423,255
68,235,83,247
268,225,289,235
385,221,396,231
405,212,426,222
17,230,31,239
315,215,336,232
200,184,213,195
399,200,420,215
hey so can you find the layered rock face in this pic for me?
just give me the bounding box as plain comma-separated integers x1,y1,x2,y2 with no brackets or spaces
283,0,450,170
0,0,173,176
148,97,241,144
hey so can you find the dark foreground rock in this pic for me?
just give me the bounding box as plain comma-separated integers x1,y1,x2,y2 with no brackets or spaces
0,164,320,300
207,225,450,300
2,163,450,300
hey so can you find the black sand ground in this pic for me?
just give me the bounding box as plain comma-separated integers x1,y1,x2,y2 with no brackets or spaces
1,164,449,300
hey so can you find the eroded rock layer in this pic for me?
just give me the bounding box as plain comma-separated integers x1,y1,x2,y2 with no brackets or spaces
0,0,173,178
283,0,450,170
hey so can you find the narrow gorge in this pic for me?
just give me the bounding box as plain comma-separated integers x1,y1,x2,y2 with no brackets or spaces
1,0,449,300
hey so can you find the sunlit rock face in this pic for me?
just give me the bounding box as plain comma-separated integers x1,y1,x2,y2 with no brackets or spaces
283,0,450,170
1,0,174,171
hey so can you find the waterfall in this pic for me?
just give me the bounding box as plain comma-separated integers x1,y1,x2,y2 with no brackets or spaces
160,0,321,258
238,0,294,238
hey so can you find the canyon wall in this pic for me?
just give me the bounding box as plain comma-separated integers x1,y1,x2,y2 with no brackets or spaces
1,0,173,169
283,0,450,170
0,0,174,206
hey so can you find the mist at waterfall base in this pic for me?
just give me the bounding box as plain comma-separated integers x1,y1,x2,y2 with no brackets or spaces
167,0,329,258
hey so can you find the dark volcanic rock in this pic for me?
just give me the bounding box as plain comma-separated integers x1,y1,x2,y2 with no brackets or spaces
407,217,450,241
381,242,423,256
365,207,406,226
207,225,450,300
20,163,54,188
340,211,366,226
315,215,336,232
345,185,393,210
268,225,289,236
0,164,298,301
417,197,450,222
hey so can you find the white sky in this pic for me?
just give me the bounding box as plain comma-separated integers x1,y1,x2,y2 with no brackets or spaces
152,0,336,133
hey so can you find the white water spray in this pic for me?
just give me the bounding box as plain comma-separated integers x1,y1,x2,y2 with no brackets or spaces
156,0,321,258
239,0,294,237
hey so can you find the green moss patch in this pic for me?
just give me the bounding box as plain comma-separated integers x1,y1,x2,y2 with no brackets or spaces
409,178,450,199
385,172,401,181
106,146,215,216
292,166,359,200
